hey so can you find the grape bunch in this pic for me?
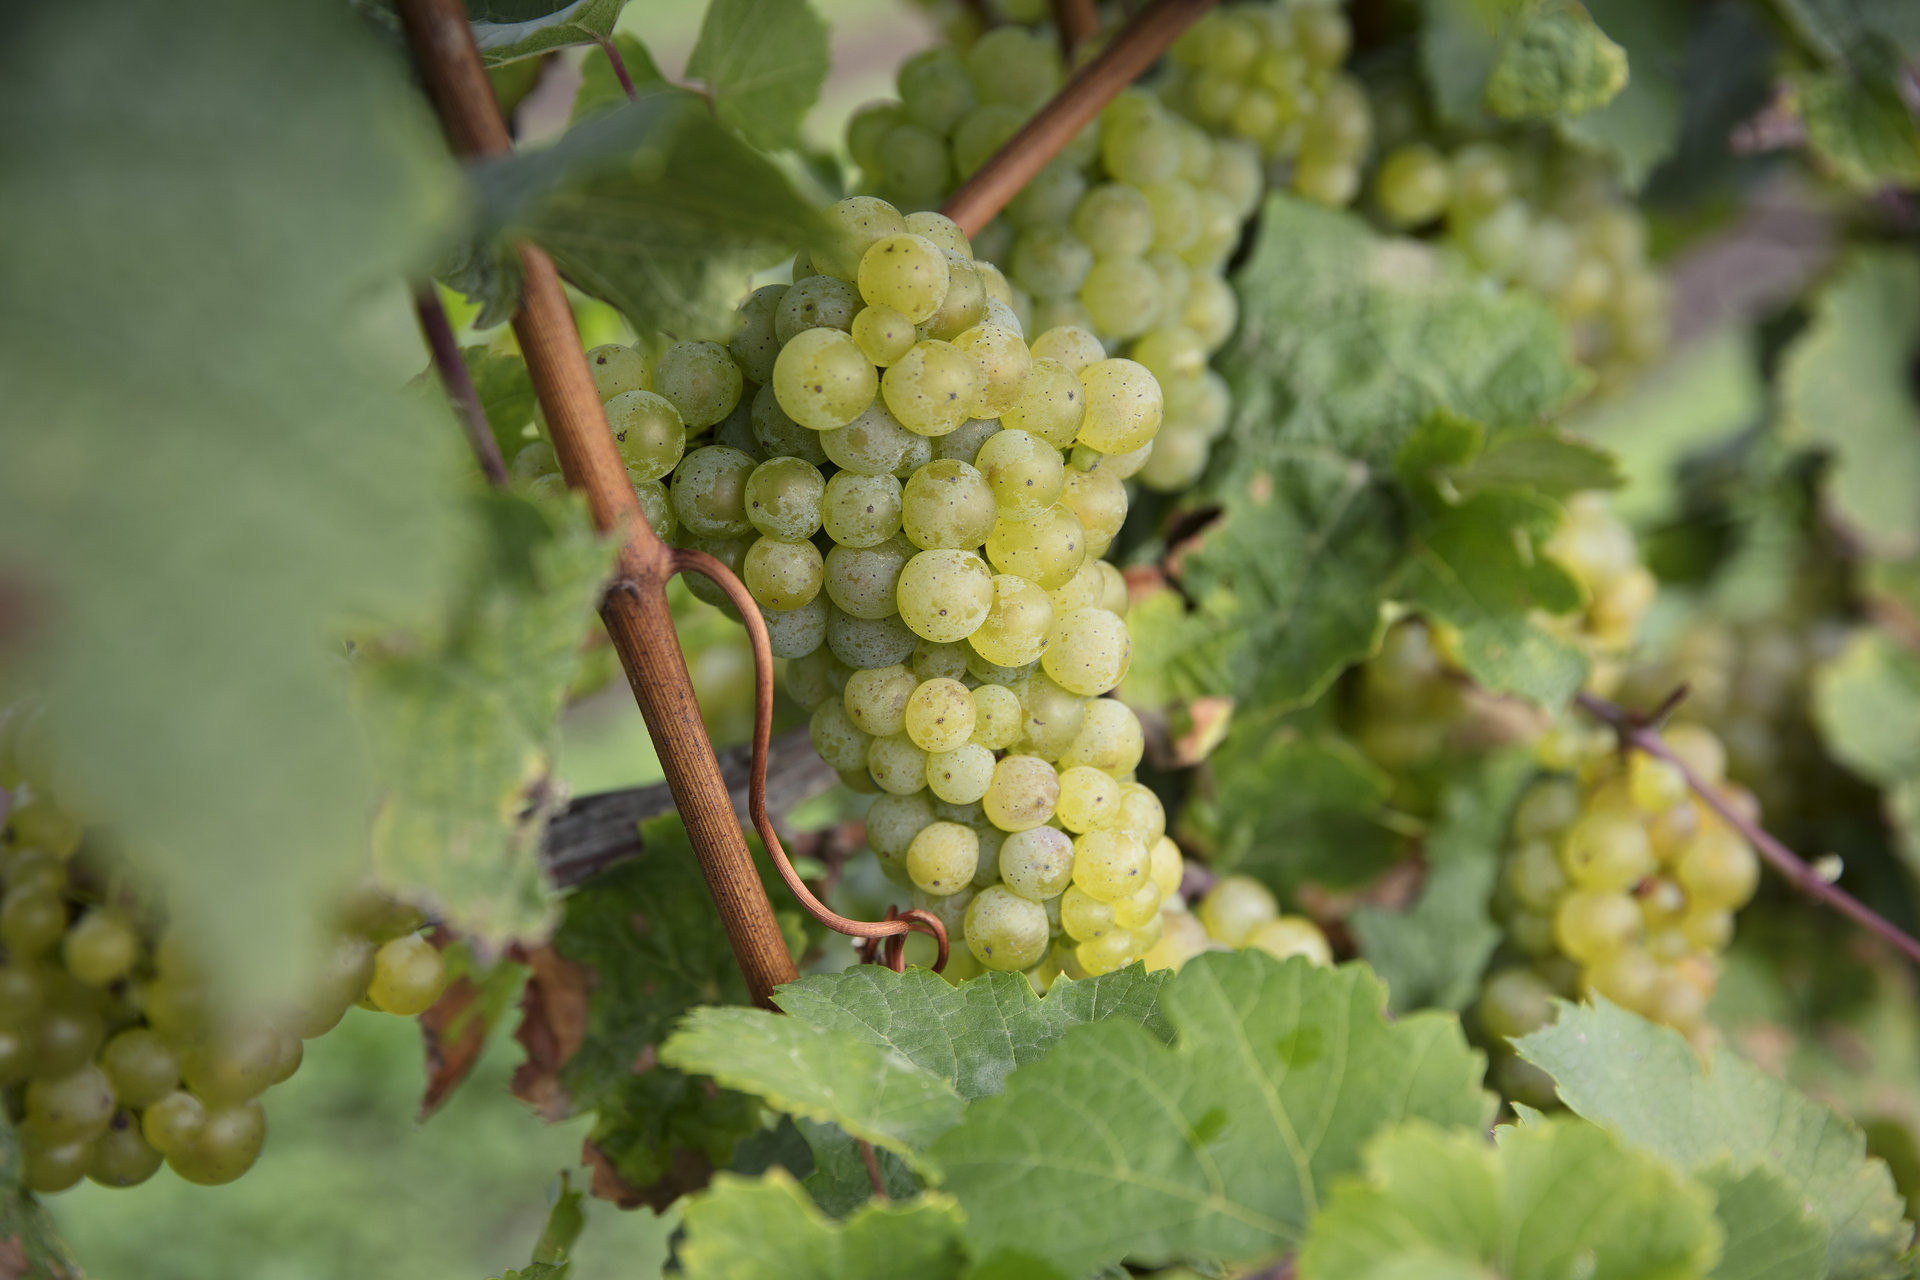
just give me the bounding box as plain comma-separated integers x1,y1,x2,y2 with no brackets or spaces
1140,873,1333,972
1482,720,1760,1100
1536,492,1658,700
1369,137,1669,385
0,707,448,1193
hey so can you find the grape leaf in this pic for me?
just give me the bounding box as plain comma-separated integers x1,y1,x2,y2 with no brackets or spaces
470,0,628,66
0,0,467,1002
793,1118,921,1217
1393,413,1589,706
357,493,614,948
1484,0,1629,121
1350,749,1535,1013
1773,0,1920,63
0,1117,81,1280
1181,717,1400,894
1779,250,1920,561
489,1172,587,1280
1516,999,1916,1279
1696,1160,1830,1280
686,0,831,153
772,958,1171,1101
677,1171,968,1280
1811,627,1920,871
1791,65,1920,192
462,346,541,460
468,91,818,341
1297,1117,1722,1280
1452,428,1624,497
1558,0,1690,187
930,952,1496,1277
659,1005,967,1169
571,33,670,123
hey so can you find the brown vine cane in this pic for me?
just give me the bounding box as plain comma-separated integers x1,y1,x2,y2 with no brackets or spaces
669,548,950,974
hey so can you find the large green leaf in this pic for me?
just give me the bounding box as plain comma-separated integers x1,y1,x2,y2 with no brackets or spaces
1350,750,1535,1013
466,92,818,340
470,0,628,66
660,1006,967,1169
1696,1161,1830,1280
1517,999,1916,1279
771,965,1171,1101
1779,250,1920,561
677,1171,968,1280
930,952,1495,1277
685,0,831,152
1297,1118,1722,1280
1811,627,1920,871
0,0,466,1001
358,494,614,947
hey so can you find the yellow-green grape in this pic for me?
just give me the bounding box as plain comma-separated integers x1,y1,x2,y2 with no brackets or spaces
965,24,1062,110
627,477,673,541
98,1029,179,1109
904,679,976,753
1101,96,1183,186
1674,827,1760,911
775,275,862,346
1374,143,1450,226
1478,967,1556,1041
653,340,743,429
286,934,376,1039
876,120,951,206
167,1100,266,1187
1661,723,1727,786
1553,888,1641,963
180,1024,285,1104
844,664,916,738
729,284,787,383
1001,359,1087,450
853,304,918,368
828,611,917,669
89,1114,162,1189
910,639,970,682
26,1064,115,1143
1056,697,1145,775
824,535,912,620
1141,908,1211,973
1060,885,1117,942
1559,809,1655,891
822,472,903,550
969,684,1024,750
786,648,846,710
882,340,982,437
1199,874,1277,947
61,908,138,988
140,1089,206,1157
1079,257,1163,342
953,323,1032,417
822,399,929,477
744,457,825,542
857,234,951,324
1041,607,1131,697
975,429,1065,521
997,826,1074,901
1107,877,1159,929
907,821,979,895
1147,835,1182,898
1098,562,1130,615
815,195,909,280
867,733,929,796
1008,160,1087,232
585,343,649,401
984,504,1087,591
1029,325,1106,374
1681,906,1732,951
754,599,820,665
897,549,994,643
8,800,81,858
964,887,1050,972
982,754,1060,832
1058,468,1127,558
749,385,829,467
906,211,970,257
1,888,64,959
1016,674,1086,762
1511,777,1581,841
1585,946,1660,1013
743,537,824,612
1625,752,1688,814
927,743,996,805
1075,928,1141,977
866,791,936,868
1179,276,1239,352
1246,916,1332,966
1056,766,1121,833
1070,829,1149,903
902,459,997,551
670,445,757,538
1131,326,1209,388
23,1134,93,1193
1072,183,1155,259
368,933,447,1017
1047,558,1107,616
773,327,878,431
1505,841,1569,912
969,574,1056,668
1076,358,1165,454
5,848,67,897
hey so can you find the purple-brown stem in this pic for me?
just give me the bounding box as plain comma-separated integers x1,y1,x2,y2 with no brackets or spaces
413,285,509,488
593,34,639,101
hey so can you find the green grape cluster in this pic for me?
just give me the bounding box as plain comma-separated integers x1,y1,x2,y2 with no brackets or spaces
0,708,448,1193
1482,721,1760,1099
1161,1,1370,207
1537,492,1659,698
1141,872,1332,973
1368,138,1669,384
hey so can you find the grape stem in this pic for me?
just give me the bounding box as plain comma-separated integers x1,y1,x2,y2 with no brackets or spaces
1052,0,1100,57
413,284,509,488
1575,689,1920,968
396,0,799,1008
940,0,1218,236
592,34,639,101
857,1139,889,1201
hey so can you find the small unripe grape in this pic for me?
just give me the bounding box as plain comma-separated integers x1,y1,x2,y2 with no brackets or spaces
1056,766,1121,833
815,196,909,280
1661,724,1728,787
1585,946,1661,1014
181,1023,286,1103
1,888,65,959
31,1002,103,1078
1506,842,1568,912
999,360,1086,452
998,826,1075,901
828,610,918,669
907,821,979,895
1079,258,1164,343
1019,673,1089,761
1075,928,1142,976
287,934,376,1039
1011,225,1094,300
953,323,1031,418
970,574,1056,669
744,537,824,612
975,429,1066,521
368,934,447,1017
774,328,878,431
844,665,916,738
858,234,951,323
1247,916,1332,966
4,847,67,897
964,887,1050,972
584,343,649,401
952,102,1028,176
141,1089,206,1156
89,1112,163,1188
62,909,139,988
982,755,1060,832
985,505,1086,591
1077,358,1165,455
1058,468,1127,558
852,304,917,368
1199,875,1276,947
905,211,970,257
822,472,903,549
1559,810,1655,891
1042,607,1131,697
99,1029,179,1109
23,1134,93,1194
654,341,743,429
1060,885,1116,942
896,550,994,644
27,1064,115,1143
904,679,976,753
1675,827,1760,911
927,743,995,804
970,684,1024,750
1070,829,1149,903
1478,967,1556,1041
1029,326,1105,373
744,457,825,542
775,275,862,347
866,792,937,863
1146,834,1182,897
